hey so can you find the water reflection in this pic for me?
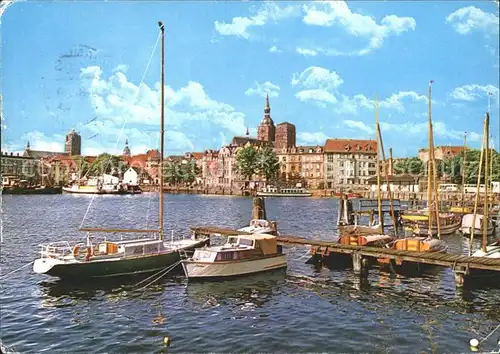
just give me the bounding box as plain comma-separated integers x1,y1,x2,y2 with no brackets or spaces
184,269,287,310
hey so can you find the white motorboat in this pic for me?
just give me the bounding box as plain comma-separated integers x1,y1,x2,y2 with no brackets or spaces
237,219,278,235
459,214,495,236
181,234,287,280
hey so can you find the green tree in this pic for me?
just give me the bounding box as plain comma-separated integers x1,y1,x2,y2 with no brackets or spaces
235,146,258,181
164,162,181,185
179,160,201,184
256,146,279,182
393,157,424,175
86,154,127,176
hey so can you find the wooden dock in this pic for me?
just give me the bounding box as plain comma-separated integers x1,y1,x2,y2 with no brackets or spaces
190,225,500,286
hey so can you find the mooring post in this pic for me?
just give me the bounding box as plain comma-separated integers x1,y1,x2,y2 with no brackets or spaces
252,197,267,220
352,253,368,276
454,265,469,288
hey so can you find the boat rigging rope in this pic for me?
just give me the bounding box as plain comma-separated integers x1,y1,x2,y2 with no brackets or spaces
79,31,162,229
480,323,500,346
0,261,34,280
131,260,182,290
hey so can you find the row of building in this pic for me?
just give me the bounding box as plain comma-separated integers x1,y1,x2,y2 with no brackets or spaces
1,96,467,190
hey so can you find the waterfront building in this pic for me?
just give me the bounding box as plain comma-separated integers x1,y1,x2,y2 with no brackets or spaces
201,149,220,187
418,145,467,163
123,167,139,185
276,145,324,188
0,151,40,185
323,139,378,189
124,149,161,184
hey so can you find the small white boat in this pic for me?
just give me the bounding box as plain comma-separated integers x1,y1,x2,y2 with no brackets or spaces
181,234,287,280
459,214,495,236
62,184,126,194
471,240,500,258
256,186,312,197
237,219,278,235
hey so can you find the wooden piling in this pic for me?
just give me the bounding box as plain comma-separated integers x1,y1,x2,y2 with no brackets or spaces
251,197,267,220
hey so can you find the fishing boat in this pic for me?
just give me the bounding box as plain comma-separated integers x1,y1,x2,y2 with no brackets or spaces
379,81,449,268
1,185,62,194
33,21,209,279
181,233,287,280
257,186,312,197
337,94,397,244
401,211,461,236
459,213,495,236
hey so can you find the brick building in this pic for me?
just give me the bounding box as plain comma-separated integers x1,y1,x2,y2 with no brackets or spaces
276,145,324,188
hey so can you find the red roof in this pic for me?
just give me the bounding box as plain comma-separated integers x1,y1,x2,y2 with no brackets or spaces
191,152,204,160
324,139,377,153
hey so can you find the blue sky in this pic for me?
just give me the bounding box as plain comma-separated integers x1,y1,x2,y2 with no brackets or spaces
1,0,499,157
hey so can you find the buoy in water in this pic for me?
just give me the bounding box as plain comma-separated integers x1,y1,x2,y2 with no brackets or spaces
470,338,479,351
164,336,171,346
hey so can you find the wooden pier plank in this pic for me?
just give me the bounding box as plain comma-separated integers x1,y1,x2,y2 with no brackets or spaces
190,226,500,272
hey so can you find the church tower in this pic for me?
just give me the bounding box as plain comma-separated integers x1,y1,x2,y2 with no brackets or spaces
123,139,131,156
257,94,275,143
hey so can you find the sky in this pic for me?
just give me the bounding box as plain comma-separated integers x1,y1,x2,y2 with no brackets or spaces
1,0,499,157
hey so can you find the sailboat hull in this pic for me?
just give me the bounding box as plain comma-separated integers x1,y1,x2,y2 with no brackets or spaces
34,239,209,279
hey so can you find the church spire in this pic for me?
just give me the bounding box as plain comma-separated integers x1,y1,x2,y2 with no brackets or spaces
245,127,249,136
26,140,30,150
262,93,273,125
123,138,131,156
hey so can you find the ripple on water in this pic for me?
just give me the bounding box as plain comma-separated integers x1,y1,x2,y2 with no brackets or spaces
1,194,500,353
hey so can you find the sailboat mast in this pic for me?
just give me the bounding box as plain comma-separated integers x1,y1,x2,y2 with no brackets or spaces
158,21,165,240
375,94,383,229
427,81,434,238
482,112,490,253
461,131,467,210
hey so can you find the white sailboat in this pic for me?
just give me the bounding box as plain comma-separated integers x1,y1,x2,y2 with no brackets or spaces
33,21,209,279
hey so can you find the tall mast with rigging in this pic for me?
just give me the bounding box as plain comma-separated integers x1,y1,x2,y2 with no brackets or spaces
158,21,165,240
482,112,490,253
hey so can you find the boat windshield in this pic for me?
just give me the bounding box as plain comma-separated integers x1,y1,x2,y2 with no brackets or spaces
239,238,254,247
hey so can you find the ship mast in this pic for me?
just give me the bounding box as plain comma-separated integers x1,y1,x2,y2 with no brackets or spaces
482,112,490,253
158,21,165,240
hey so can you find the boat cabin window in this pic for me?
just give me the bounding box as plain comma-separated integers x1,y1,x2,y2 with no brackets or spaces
220,251,233,260
227,236,238,244
238,238,254,247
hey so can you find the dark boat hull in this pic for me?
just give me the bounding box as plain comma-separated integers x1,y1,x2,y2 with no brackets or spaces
2,187,62,194
42,239,209,279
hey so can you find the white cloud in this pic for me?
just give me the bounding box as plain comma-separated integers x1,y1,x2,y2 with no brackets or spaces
344,120,374,135
297,131,329,145
302,1,416,56
291,66,343,90
269,45,281,53
296,47,318,56
445,6,499,35
21,131,65,152
113,64,129,73
214,2,299,39
343,119,482,144
244,81,280,98
379,91,428,112
77,65,250,154
449,84,499,102
295,90,337,107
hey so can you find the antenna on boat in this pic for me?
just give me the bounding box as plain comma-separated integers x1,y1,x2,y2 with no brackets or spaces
158,21,165,241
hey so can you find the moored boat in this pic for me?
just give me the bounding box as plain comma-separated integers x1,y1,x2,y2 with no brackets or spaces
33,21,210,280
237,218,278,235
459,214,495,236
377,236,448,267
401,211,461,236
33,233,209,279
181,234,287,280
2,186,62,194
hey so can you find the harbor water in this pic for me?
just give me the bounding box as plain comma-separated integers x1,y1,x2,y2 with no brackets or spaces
1,194,499,353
